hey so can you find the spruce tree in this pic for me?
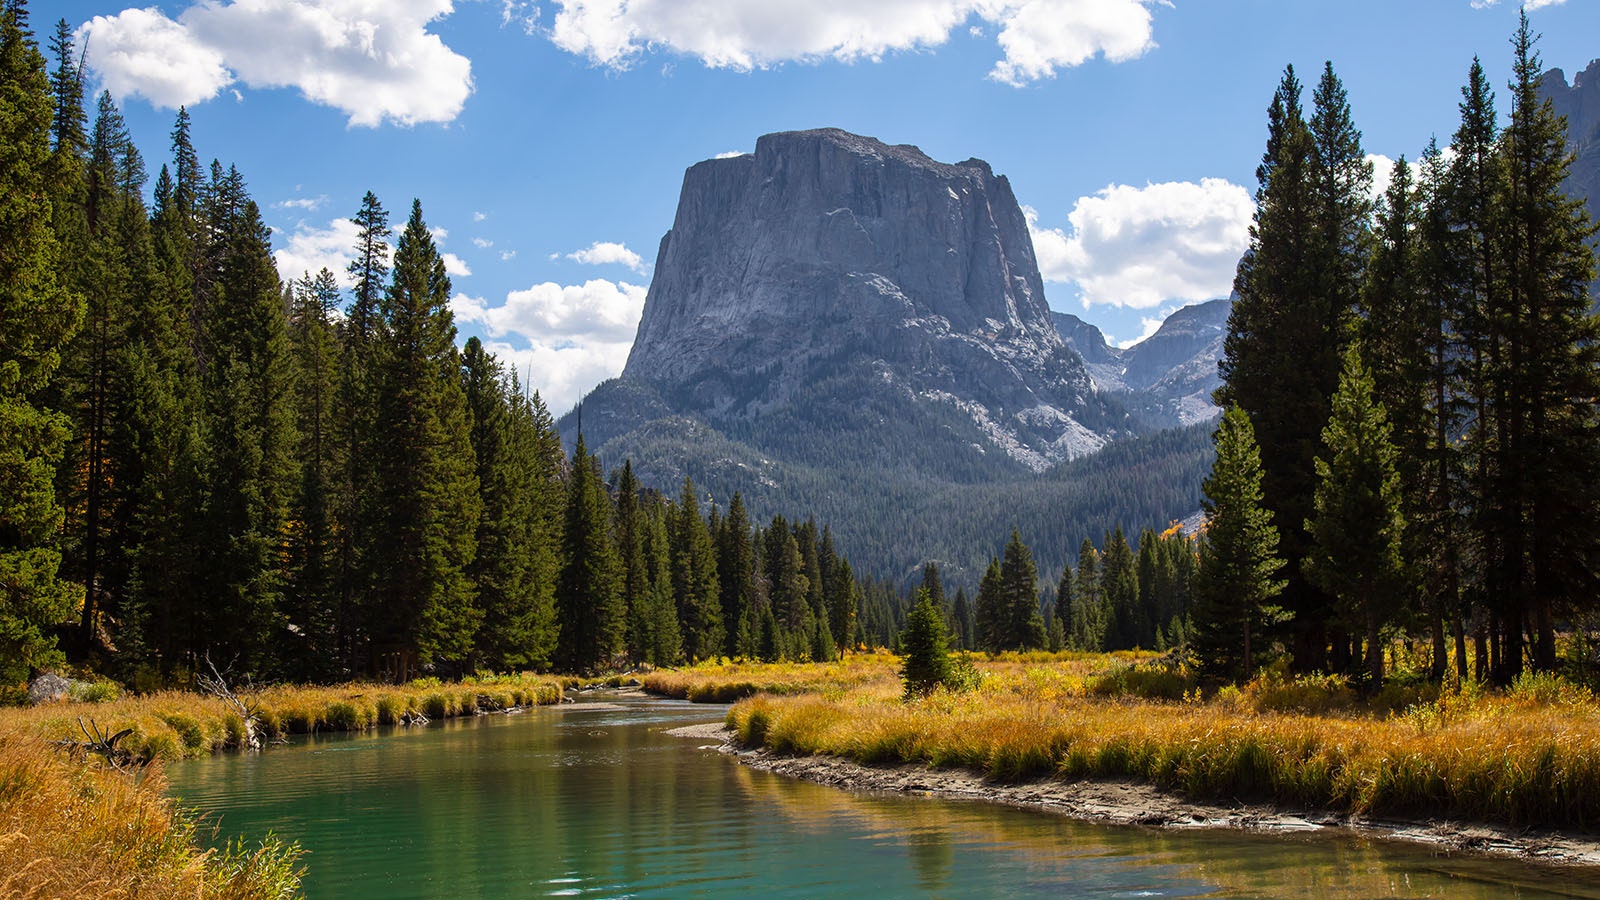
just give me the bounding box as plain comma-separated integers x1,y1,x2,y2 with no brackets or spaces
556,436,623,672
1304,345,1407,686
999,529,1046,651
1100,527,1139,650
1070,538,1104,650
367,199,480,677
0,3,84,684
670,477,722,662
715,492,754,658
1191,405,1286,682
974,557,1003,653
899,589,952,697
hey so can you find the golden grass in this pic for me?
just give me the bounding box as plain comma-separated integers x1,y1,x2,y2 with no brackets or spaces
703,656,1600,829
0,731,303,899
0,673,565,764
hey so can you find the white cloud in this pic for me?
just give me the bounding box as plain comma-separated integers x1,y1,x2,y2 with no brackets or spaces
1112,308,1172,349
472,237,494,249
566,240,647,273
1028,177,1254,309
451,279,647,413
80,0,473,126
545,0,1160,85
714,150,749,159
1367,153,1395,205
77,8,233,108
500,250,518,261
274,194,329,211
442,253,472,277
473,211,489,222
1471,0,1565,9
273,217,363,288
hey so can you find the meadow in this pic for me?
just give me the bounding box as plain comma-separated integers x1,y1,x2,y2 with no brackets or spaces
655,652,1600,830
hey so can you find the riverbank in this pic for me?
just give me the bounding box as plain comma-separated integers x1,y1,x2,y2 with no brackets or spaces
671,721,1600,868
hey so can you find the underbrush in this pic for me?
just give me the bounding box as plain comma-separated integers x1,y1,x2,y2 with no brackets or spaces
0,732,304,898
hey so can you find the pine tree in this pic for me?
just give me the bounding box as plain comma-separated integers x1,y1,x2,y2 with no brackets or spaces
1305,345,1407,686
1191,405,1287,682
715,491,754,658
950,587,973,651
670,477,721,662
641,500,680,666
1100,527,1140,650
899,589,952,697
999,529,1046,651
367,199,480,677
0,3,84,684
285,268,343,677
974,557,1003,653
1070,538,1105,650
556,436,622,672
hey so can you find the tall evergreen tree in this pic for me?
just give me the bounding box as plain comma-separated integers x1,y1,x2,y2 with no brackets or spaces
1070,538,1105,650
899,589,953,697
1100,527,1140,650
974,557,1004,653
670,477,722,662
715,492,754,658
1304,346,1407,686
556,436,622,672
1191,406,1287,682
0,3,84,684
366,199,480,677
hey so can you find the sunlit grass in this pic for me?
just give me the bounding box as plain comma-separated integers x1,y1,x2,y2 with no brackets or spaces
659,654,1600,829
0,731,304,898
0,673,566,764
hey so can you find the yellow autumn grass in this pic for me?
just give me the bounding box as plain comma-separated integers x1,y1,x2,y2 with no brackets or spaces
0,673,566,764
0,731,303,899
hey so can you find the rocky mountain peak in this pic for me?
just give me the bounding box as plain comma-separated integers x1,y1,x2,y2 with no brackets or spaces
619,127,1112,469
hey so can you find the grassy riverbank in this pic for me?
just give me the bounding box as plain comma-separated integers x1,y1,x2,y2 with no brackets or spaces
654,654,1600,830
0,673,567,899
0,673,566,763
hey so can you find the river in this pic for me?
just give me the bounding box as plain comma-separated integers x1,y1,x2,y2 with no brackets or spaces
165,693,1600,898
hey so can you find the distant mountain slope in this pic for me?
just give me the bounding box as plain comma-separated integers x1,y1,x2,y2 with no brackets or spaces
1052,297,1229,429
1540,60,1600,298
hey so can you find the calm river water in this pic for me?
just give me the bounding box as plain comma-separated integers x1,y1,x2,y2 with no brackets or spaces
166,693,1600,899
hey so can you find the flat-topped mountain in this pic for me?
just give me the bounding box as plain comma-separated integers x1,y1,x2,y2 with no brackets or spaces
612,127,1119,472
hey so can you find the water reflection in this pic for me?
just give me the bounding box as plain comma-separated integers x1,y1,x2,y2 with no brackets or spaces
165,695,1600,900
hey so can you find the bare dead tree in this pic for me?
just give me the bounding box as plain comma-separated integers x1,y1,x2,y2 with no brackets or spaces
197,653,264,751
52,717,146,771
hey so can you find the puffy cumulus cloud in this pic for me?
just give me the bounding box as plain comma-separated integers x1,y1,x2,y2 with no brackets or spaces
451,279,647,412
273,217,363,288
566,240,646,272
77,8,232,107
442,253,472,277
1368,153,1395,205
1028,177,1254,309
545,0,1159,84
80,0,472,126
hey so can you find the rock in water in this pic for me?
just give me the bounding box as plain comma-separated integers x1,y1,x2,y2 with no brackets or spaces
621,128,1114,470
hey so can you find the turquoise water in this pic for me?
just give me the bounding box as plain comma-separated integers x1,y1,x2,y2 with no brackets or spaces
166,694,1600,899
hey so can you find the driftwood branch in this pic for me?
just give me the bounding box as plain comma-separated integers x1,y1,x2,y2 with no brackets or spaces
197,653,263,751
52,717,146,771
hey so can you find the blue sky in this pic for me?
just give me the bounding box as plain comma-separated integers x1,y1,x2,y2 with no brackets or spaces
50,0,1600,413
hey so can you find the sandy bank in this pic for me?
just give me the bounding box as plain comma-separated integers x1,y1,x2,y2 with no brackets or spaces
670,723,1600,868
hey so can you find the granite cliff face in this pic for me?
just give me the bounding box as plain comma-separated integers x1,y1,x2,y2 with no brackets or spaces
619,128,1115,469
1053,298,1229,429
1540,60,1600,297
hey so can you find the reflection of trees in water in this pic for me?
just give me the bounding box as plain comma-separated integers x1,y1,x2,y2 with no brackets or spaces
730,764,1600,899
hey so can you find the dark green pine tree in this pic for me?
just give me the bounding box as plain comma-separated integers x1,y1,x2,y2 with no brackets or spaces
1100,526,1140,650
1489,12,1600,675
194,165,298,675
1191,405,1287,682
766,518,812,657
715,491,754,658
899,589,952,698
285,268,344,677
641,499,681,666
1070,538,1104,651
950,587,973,652
463,338,555,671
367,199,481,677
0,2,84,685
920,560,947,633
670,477,722,662
1218,62,1369,673
614,460,651,664
973,557,1003,653
826,556,857,655
1304,345,1407,686
556,436,623,672
999,529,1046,651
335,190,391,669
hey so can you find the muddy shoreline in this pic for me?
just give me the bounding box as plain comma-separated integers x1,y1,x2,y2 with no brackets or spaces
666,722,1600,868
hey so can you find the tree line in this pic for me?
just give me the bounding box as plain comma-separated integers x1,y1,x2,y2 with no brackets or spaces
0,5,879,689
1193,13,1600,687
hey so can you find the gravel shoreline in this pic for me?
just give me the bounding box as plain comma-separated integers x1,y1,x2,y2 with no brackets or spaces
666,721,1600,868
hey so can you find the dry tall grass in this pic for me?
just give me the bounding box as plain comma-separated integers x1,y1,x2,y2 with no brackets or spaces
0,732,303,899
693,657,1600,829
0,674,565,764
